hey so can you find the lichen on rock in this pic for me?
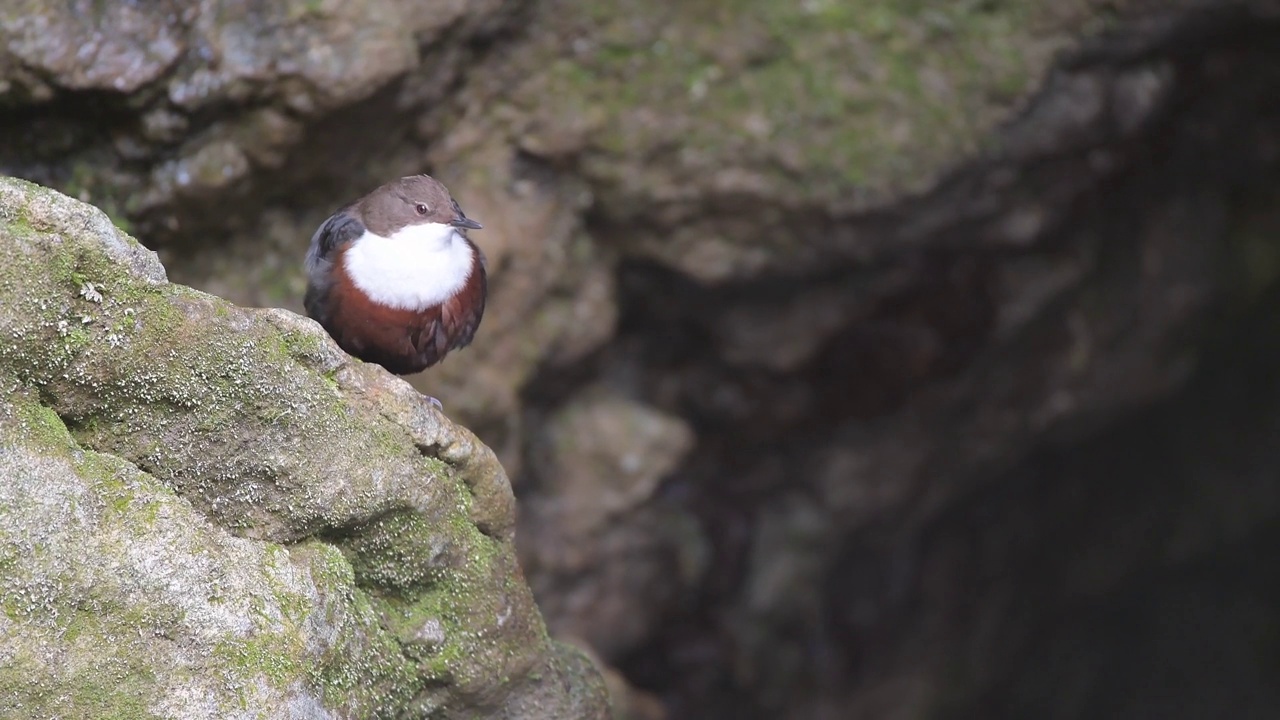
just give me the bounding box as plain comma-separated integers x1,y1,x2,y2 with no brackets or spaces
0,176,609,719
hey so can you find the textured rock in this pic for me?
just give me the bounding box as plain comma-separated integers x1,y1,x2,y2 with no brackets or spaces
451,0,1120,281
3,0,1280,718
0,0,511,243
2,1,182,93
0,177,609,719
603,5,1280,718
519,388,699,658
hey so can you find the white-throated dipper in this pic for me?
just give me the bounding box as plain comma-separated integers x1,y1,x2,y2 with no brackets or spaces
304,174,486,408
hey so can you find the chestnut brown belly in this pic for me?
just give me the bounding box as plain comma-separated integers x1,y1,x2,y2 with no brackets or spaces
327,293,439,375
319,255,487,375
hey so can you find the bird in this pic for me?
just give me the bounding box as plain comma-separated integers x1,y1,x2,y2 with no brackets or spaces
304,174,486,409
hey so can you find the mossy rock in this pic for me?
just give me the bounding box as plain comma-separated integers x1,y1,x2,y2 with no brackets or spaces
0,177,610,719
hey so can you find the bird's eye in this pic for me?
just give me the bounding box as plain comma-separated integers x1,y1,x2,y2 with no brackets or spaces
414,202,429,215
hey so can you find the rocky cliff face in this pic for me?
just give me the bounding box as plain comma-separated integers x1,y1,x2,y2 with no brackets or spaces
3,0,1280,718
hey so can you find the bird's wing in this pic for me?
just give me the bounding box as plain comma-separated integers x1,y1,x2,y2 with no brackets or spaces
304,210,365,323
305,209,365,274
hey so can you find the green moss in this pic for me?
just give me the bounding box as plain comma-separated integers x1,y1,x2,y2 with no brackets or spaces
277,328,322,361
0,202,32,236
264,546,314,626
9,397,169,536
341,511,453,591
299,540,357,587
0,660,161,720
0,495,166,718
14,398,78,454
525,0,1062,201
83,450,164,523
298,542,419,714
369,513,511,685
214,634,305,687
374,591,470,683
288,542,415,712
329,481,518,692
204,545,325,691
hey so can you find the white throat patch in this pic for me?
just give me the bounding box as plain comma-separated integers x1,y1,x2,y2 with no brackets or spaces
343,222,475,310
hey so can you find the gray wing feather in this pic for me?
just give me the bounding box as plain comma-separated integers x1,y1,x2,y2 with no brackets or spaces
304,210,365,323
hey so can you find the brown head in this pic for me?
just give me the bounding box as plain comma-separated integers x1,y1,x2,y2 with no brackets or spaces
352,175,482,238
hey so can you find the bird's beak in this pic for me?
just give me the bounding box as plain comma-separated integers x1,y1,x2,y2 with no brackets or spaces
451,216,483,230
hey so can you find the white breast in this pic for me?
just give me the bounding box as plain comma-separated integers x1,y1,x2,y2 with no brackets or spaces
342,222,475,310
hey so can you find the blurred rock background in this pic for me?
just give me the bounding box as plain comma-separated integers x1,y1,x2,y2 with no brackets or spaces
3,0,1279,717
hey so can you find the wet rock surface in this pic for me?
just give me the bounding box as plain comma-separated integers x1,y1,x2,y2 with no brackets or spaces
3,0,1280,718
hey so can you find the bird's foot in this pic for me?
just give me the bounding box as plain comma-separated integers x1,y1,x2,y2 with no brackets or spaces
422,394,443,411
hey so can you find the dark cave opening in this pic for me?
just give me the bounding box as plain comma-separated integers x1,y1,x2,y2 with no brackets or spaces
594,10,1280,717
